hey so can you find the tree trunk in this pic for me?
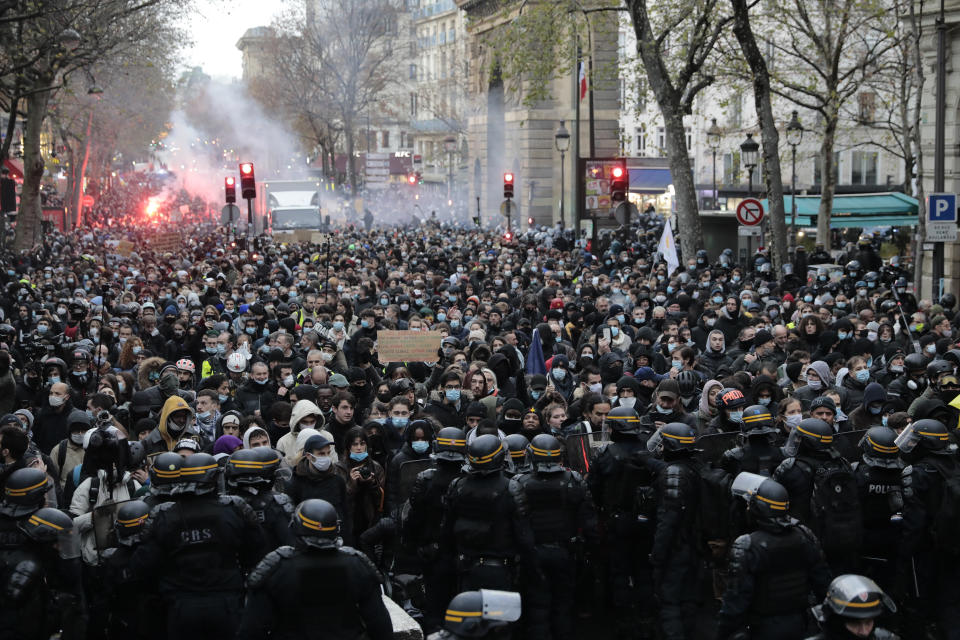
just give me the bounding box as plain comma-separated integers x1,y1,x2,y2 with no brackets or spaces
345,121,357,193
816,109,839,248
662,111,702,264
14,88,51,251
71,110,93,229
908,0,926,296
731,0,788,275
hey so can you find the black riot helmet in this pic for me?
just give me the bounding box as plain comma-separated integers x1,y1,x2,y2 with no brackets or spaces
505,434,531,474
290,498,340,549
647,422,697,457
442,589,522,638
845,260,862,279
18,507,74,544
435,426,467,463
606,405,642,435
695,249,709,266
225,448,273,489
895,418,953,455
114,500,151,546
528,433,564,472
1,468,49,517
148,452,183,496
859,427,902,469
176,452,220,495
740,405,777,436
467,434,506,474
816,574,895,628
749,478,791,524
783,418,834,457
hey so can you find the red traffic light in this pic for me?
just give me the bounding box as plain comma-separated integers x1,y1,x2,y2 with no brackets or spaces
504,172,514,184
238,162,256,199
408,174,417,185
224,176,236,204
503,172,515,199
504,231,513,241
611,166,625,179
240,163,254,175
225,176,235,186
610,162,628,203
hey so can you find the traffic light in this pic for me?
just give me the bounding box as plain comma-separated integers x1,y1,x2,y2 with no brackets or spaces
407,173,417,185
472,215,481,226
503,172,514,199
239,162,256,199
416,171,423,184
610,164,627,203
527,216,534,227
503,230,513,242
224,176,236,204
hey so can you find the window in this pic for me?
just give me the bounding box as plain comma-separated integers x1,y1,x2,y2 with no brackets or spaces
723,152,740,185
638,78,648,112
441,52,446,79
410,92,418,117
851,151,878,185
400,131,406,148
765,41,775,73
657,127,666,154
381,131,390,148
729,92,742,127
409,64,417,80
685,127,692,151
858,92,876,124
813,152,841,185
636,125,647,156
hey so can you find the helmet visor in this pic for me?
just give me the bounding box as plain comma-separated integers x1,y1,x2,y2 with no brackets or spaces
894,422,920,453
480,589,522,623
827,574,896,619
731,472,767,503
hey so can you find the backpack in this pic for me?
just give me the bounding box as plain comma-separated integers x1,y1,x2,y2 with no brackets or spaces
928,460,960,551
809,458,862,554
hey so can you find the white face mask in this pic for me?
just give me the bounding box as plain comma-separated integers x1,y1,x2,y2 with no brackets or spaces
320,352,334,363
311,455,332,472
619,397,636,408
48,395,65,407
785,413,803,428
70,432,85,445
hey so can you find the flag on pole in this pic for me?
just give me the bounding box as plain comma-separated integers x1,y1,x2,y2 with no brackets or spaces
578,61,588,101
526,328,547,375
658,221,680,275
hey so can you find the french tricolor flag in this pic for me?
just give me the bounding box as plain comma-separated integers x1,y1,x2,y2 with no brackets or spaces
579,61,588,101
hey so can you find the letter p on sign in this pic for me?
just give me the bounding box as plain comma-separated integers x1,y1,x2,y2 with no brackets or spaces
929,193,957,222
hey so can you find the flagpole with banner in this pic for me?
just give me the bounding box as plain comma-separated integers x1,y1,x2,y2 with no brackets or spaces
657,217,680,275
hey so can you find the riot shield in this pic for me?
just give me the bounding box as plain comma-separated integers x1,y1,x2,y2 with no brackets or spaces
835,429,867,462
696,432,740,465
93,500,129,556
564,432,608,475
397,459,434,507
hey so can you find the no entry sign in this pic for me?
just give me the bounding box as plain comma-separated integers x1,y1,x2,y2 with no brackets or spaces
736,198,765,226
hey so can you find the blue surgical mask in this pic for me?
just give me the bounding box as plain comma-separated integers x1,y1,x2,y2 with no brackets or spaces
865,357,873,368
245,327,256,335
855,369,870,383
333,321,344,331
531,390,542,400
206,345,218,355
610,327,619,338
666,286,674,294
216,344,226,355
450,320,460,330
837,332,849,340
132,346,142,355
48,376,61,385
882,415,889,427
350,451,369,462
758,397,771,406
411,440,430,454
437,313,447,323
445,388,461,402
555,336,561,343
672,360,682,370
218,393,230,404
616,314,626,325
803,294,814,303
728,410,744,422
392,416,409,429
361,319,371,329
868,405,883,415
655,403,673,414
712,296,723,304
552,368,567,381
196,410,211,420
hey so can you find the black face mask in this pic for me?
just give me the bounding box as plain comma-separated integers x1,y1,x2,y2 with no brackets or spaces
740,338,754,350
377,392,392,403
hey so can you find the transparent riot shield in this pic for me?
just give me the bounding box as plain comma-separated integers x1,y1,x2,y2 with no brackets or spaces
92,500,129,557
834,429,867,461
397,459,433,507
696,432,740,465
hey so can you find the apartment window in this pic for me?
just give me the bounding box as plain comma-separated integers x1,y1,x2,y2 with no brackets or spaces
381,131,390,148
858,92,876,124
636,125,647,156
685,127,692,152
729,92,742,128
657,127,666,153
851,151,878,185
409,64,417,80
410,92,418,117
400,131,406,148
723,152,740,185
638,78,648,112
813,152,841,185
441,51,446,79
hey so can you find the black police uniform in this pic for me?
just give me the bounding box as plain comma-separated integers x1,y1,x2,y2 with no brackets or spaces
516,465,597,640
852,436,903,594
237,543,393,640
718,516,831,639
720,435,784,477
129,494,266,639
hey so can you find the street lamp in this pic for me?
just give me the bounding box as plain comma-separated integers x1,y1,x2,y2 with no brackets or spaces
555,120,570,226
785,110,804,254
443,135,456,205
707,117,721,210
740,132,759,197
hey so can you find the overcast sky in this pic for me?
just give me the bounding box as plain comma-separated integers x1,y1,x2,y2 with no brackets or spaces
181,1,284,81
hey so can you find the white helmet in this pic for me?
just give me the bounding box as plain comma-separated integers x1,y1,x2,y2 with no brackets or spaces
226,351,247,373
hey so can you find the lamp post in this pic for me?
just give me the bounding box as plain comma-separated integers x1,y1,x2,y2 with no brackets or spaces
785,110,804,255
707,118,721,210
740,133,759,198
555,120,570,227
443,135,456,205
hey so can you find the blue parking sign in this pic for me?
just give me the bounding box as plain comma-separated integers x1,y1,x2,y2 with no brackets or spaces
929,193,957,222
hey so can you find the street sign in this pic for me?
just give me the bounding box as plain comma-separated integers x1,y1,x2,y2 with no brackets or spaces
927,193,958,242
220,204,241,226
738,226,762,237
736,198,765,226
81,194,94,207
500,199,517,217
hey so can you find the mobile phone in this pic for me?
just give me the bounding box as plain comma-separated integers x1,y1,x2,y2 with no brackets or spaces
602,328,612,343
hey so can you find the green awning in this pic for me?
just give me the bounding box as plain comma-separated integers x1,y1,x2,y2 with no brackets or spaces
765,192,919,228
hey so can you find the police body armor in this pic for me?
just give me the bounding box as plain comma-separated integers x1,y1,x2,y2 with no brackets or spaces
743,528,813,618
447,474,519,559
404,464,463,556
721,437,785,477
594,440,657,523
242,490,295,551
517,470,586,546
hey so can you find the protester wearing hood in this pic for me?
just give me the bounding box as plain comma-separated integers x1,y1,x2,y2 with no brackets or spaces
33,382,73,454
276,399,336,466
793,360,835,411
142,394,198,457
693,379,725,435
698,329,733,379
384,418,435,518
714,296,747,344
547,354,575,402
49,408,90,491
847,382,889,431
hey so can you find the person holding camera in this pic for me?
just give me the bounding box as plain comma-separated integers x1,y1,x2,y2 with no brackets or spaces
336,426,385,539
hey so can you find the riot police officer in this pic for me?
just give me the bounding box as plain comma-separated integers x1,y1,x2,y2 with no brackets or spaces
403,426,468,632
516,434,598,640
224,447,296,551
142,452,183,508
426,589,522,639
0,467,51,547
505,433,532,476
587,405,660,637
236,498,393,640
853,427,903,594
806,574,897,640
130,452,266,640
897,419,960,638
99,500,161,640
718,474,832,640
1,506,86,640
648,422,706,640
720,405,785,477
439,434,537,593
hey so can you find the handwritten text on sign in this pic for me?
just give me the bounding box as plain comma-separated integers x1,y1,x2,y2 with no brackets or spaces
377,330,442,362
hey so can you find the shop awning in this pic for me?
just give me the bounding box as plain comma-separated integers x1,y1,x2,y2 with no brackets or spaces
629,168,672,194
4,158,22,180
766,192,919,228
